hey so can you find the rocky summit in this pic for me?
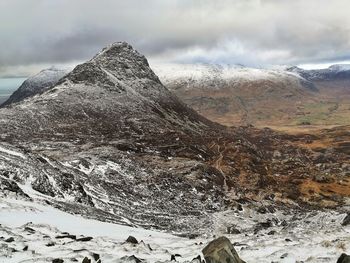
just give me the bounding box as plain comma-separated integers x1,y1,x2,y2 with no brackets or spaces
0,42,349,262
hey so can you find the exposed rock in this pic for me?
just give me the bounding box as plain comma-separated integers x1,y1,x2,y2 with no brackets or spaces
341,213,350,226
337,253,350,263
119,255,144,263
280,253,288,259
227,226,241,234
24,227,36,233
257,206,268,214
126,236,138,244
191,255,202,263
55,234,76,240
202,236,245,263
4,237,14,243
92,253,100,261
82,257,91,263
52,259,64,263
76,236,93,242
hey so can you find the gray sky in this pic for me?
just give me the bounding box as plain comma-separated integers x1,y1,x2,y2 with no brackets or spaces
1,0,350,77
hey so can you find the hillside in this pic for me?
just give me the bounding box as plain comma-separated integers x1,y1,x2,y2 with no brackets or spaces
153,63,350,127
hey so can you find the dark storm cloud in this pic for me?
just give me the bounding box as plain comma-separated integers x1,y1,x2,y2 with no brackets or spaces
1,0,350,76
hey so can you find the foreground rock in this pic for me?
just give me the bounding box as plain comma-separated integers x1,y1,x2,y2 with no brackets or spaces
342,213,350,226
202,236,245,263
337,253,350,263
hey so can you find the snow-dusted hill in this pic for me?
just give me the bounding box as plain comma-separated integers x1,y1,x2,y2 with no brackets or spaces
0,195,349,262
152,63,350,126
151,63,318,126
0,42,227,235
152,63,316,91
287,64,350,81
1,67,69,107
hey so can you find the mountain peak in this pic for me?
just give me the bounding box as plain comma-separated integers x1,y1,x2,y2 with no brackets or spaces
91,41,150,68
64,42,160,86
92,42,138,59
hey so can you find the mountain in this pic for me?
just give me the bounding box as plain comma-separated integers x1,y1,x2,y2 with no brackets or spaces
153,63,350,127
0,42,348,239
152,63,318,126
1,67,69,107
287,64,350,81
0,42,230,234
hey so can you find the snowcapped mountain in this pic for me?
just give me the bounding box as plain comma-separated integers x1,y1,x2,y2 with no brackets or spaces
0,42,229,235
152,63,318,126
287,64,350,81
1,67,69,107
152,63,316,91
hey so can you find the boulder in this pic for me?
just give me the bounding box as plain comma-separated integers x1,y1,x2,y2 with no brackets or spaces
76,236,93,242
82,257,91,263
202,236,245,263
227,226,241,234
337,253,350,263
4,237,14,243
342,213,350,226
126,236,138,244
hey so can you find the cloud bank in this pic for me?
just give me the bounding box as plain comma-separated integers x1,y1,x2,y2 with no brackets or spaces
1,0,350,76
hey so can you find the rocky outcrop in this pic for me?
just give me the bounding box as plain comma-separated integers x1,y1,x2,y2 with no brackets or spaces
342,213,350,226
337,253,350,263
202,236,245,263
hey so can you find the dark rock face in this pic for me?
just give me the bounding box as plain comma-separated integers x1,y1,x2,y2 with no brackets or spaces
337,253,350,263
1,68,68,107
342,213,350,226
126,236,138,244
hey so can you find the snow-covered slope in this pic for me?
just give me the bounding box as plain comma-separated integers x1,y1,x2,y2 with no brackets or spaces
0,196,349,262
152,63,316,91
1,67,69,107
287,64,350,81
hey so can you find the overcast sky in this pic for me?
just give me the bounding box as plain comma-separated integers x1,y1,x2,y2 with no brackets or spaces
1,0,350,77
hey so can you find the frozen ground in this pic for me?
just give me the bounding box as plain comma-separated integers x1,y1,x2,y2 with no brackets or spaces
0,197,349,263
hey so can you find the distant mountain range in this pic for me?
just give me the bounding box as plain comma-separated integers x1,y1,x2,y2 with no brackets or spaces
152,63,350,127
5,63,350,128
287,64,350,81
